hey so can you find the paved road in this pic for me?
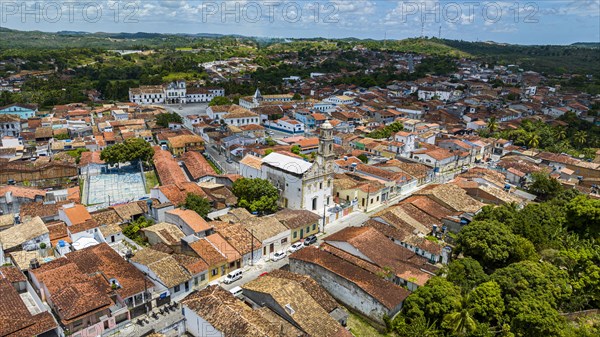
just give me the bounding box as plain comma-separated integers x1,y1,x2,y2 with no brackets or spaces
160,103,208,117
204,145,238,174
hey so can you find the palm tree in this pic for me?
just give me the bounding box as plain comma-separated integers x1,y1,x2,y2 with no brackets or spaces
527,133,540,149
443,296,476,336
554,128,567,141
574,131,587,146
487,117,498,133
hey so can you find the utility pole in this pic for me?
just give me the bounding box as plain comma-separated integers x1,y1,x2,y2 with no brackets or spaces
365,184,370,213
250,229,254,266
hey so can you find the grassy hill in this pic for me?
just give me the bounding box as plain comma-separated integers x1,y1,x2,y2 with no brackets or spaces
1,28,598,75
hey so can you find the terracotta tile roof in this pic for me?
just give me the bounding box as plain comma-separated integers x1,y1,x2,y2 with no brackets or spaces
241,215,288,242
63,204,92,225
274,209,321,230
172,254,208,275
141,222,185,246
242,275,344,337
240,154,263,170
324,226,436,286
376,159,431,180
166,208,211,233
290,248,410,310
181,285,296,337
0,186,45,200
0,216,49,251
168,134,204,149
402,195,458,220
215,223,261,256
19,201,68,219
130,248,191,288
79,151,104,167
266,269,339,312
0,265,27,283
205,233,241,263
182,151,216,180
90,208,123,225
415,184,484,213
111,202,144,221
158,182,208,206
153,148,188,185
219,208,254,223
189,238,227,267
45,221,71,245
31,260,113,324
0,278,57,337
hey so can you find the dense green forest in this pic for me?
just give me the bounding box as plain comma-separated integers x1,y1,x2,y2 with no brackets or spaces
389,180,600,337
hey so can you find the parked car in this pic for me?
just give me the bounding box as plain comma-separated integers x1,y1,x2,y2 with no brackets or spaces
271,250,287,261
288,242,304,253
229,286,243,298
303,235,318,246
223,269,243,284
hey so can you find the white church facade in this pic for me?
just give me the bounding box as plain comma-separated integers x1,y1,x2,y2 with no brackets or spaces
239,120,335,216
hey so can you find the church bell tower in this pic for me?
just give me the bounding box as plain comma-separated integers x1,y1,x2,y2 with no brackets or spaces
316,120,335,169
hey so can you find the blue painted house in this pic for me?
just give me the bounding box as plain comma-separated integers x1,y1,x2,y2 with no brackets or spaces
0,104,37,119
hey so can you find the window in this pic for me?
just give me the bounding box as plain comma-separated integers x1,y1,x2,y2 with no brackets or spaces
293,231,297,238
281,238,288,244
174,284,181,293
312,224,316,230
312,197,317,210
211,268,218,276
319,182,323,189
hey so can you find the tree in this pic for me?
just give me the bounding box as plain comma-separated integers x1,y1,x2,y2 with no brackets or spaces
292,93,302,100
402,277,462,324
574,130,587,146
209,96,232,106
232,178,279,214
122,217,154,245
528,172,563,201
526,133,540,148
445,257,488,292
390,316,442,337
357,154,368,163
101,138,154,165
487,117,498,133
155,112,183,128
184,193,212,218
468,281,505,325
554,128,567,141
442,296,477,336
455,220,537,271
565,195,600,234
290,145,301,155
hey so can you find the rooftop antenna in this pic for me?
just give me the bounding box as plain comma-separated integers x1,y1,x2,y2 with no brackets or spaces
439,25,442,39
420,19,425,38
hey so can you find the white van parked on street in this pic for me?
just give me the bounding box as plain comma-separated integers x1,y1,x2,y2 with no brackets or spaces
223,269,243,284
229,286,243,298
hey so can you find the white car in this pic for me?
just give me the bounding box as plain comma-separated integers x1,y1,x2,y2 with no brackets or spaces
288,242,304,253
271,250,287,261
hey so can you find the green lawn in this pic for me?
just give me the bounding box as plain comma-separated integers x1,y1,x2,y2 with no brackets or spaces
145,171,159,193
347,312,393,337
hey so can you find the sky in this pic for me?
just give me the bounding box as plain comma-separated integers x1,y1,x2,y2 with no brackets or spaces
1,1,599,45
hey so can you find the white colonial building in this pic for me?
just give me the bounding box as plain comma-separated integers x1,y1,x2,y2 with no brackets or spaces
129,81,224,105
239,121,335,215
238,89,293,109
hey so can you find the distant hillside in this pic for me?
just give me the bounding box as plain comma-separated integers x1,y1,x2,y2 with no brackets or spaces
0,28,597,75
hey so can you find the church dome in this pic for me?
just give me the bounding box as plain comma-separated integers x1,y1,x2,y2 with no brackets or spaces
321,120,333,130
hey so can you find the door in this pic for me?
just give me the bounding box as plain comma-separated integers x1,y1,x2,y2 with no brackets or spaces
269,243,274,253
300,228,304,239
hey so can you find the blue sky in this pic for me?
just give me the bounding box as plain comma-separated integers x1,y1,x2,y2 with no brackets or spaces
1,1,599,44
